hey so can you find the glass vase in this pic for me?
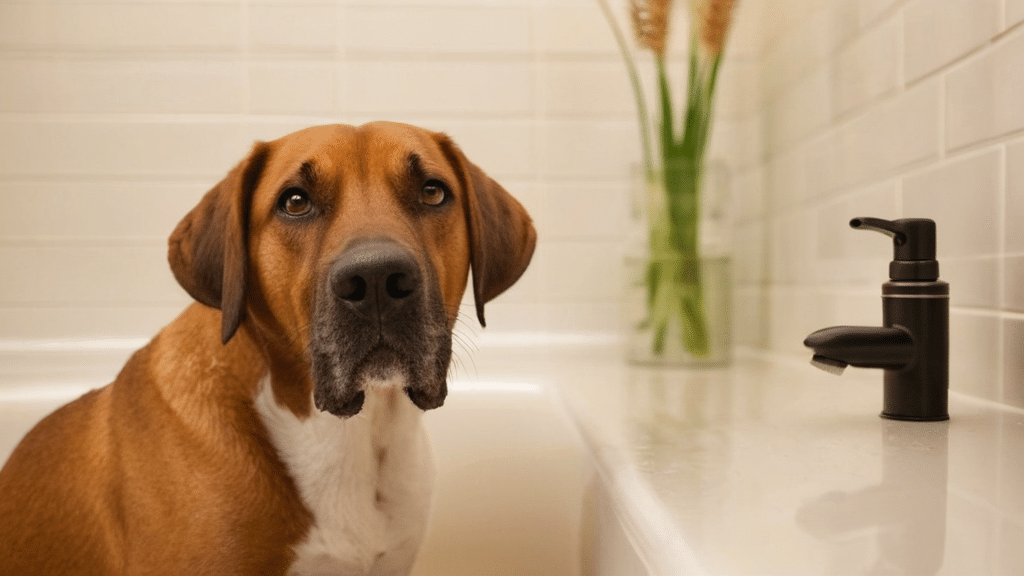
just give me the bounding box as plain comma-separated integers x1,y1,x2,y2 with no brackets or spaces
622,161,733,367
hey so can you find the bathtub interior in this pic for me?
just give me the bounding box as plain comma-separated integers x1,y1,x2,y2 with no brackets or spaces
0,376,649,576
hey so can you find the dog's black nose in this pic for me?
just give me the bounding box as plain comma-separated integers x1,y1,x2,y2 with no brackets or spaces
330,239,421,320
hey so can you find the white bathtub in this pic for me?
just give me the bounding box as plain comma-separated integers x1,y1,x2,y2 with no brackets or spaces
0,371,663,575
415,382,651,576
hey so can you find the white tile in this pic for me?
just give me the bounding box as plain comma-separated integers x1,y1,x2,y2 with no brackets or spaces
860,0,902,26
0,4,47,50
248,61,335,114
949,312,1000,401
340,0,532,4
0,306,185,341
707,117,762,171
842,78,941,186
769,209,814,285
999,519,1024,569
0,120,249,179
539,181,629,241
728,0,780,59
344,6,530,55
819,0,863,53
732,286,767,348
741,0,821,56
242,0,335,4
534,5,618,56
1002,318,1024,410
540,301,620,333
942,257,999,308
539,120,638,179
832,19,899,115
1007,0,1024,29
823,292,882,328
541,240,622,302
0,3,242,52
0,181,203,241
714,59,764,121
538,61,636,118
0,246,184,305
767,286,827,355
902,150,1001,258
0,59,243,114
345,61,533,116
1006,256,1024,312
733,165,766,224
765,67,831,151
766,148,807,209
733,222,767,284
249,4,336,53
759,5,835,100
802,132,845,197
1007,140,1024,253
904,0,1000,82
946,28,1024,150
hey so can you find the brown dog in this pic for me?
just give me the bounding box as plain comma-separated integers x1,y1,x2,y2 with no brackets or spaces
0,122,536,575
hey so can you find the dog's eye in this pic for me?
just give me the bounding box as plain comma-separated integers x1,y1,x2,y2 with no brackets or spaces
421,181,448,207
278,188,313,217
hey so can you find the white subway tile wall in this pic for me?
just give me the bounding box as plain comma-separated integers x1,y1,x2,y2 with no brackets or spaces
903,0,1000,82
744,0,1024,409
1012,0,1024,29
3,0,1023,412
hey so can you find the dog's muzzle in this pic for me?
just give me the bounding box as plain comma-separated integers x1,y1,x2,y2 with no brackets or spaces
309,238,451,418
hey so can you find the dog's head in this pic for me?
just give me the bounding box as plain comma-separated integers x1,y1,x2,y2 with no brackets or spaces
168,122,536,418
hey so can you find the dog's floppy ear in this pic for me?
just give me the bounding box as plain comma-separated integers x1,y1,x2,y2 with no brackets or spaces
436,136,536,327
168,142,270,344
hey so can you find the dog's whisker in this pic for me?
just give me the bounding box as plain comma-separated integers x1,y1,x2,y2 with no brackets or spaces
453,314,481,348
450,329,474,357
447,352,470,383
449,328,479,381
450,327,477,354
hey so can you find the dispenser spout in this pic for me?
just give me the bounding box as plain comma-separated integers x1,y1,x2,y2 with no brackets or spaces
803,326,913,372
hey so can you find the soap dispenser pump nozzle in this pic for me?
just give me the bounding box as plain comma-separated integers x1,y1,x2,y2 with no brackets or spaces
850,217,939,281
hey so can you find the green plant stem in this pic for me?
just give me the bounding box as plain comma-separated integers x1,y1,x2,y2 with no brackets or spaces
647,44,716,358
647,164,710,358
596,0,655,179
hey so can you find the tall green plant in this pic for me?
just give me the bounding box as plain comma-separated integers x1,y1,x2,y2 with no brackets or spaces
599,0,737,357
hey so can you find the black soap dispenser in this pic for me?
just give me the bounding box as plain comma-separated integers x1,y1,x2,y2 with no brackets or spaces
804,217,949,421
856,217,949,421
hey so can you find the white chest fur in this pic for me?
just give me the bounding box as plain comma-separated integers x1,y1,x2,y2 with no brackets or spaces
255,378,434,576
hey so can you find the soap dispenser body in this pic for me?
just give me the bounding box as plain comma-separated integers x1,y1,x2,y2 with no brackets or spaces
882,279,949,421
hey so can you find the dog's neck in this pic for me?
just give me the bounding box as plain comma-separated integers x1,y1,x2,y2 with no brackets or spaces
254,373,426,478
254,375,432,574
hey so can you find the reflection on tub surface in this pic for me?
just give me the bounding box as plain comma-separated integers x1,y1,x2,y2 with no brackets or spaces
797,421,949,576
